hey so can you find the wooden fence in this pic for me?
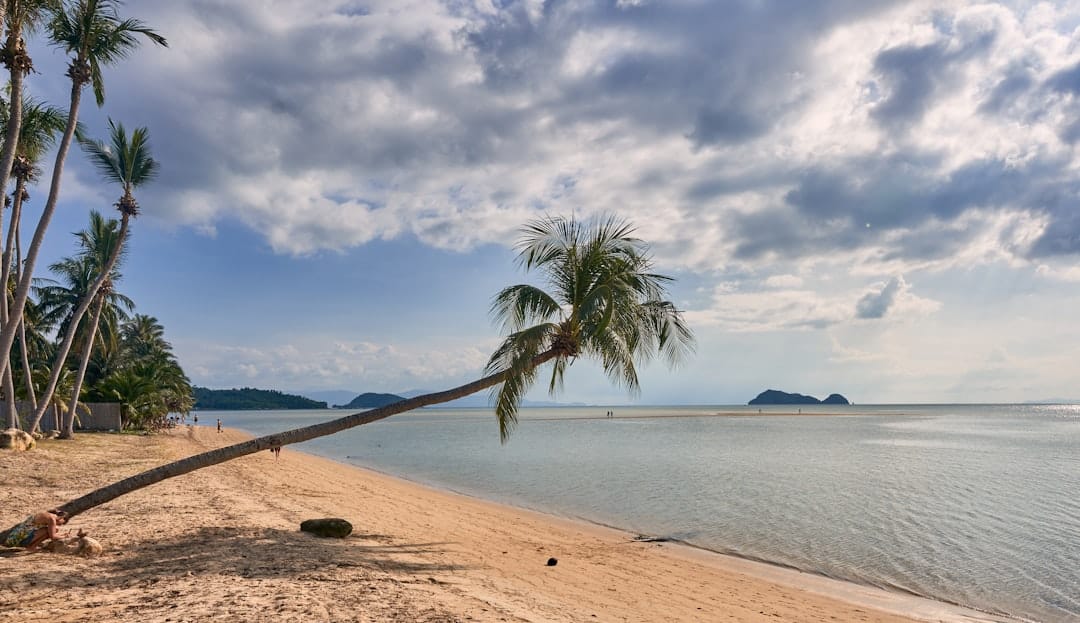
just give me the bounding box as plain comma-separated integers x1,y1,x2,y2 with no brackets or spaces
13,401,123,432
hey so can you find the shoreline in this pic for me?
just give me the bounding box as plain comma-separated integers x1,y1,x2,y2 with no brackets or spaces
1,426,1014,622
308,438,1014,623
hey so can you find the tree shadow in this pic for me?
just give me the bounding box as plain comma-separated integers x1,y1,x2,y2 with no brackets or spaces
14,526,472,589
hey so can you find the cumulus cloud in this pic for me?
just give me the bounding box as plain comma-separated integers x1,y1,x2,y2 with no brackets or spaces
22,0,1080,278
689,272,939,331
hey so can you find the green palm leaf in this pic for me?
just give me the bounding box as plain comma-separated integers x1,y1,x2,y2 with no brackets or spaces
487,214,695,441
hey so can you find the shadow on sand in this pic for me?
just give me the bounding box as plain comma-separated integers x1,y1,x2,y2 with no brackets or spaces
13,525,470,588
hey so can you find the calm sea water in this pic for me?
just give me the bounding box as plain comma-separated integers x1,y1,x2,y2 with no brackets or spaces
207,404,1080,622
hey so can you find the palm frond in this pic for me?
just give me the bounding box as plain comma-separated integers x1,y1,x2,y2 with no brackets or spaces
490,284,561,333
485,323,557,441
50,1,167,106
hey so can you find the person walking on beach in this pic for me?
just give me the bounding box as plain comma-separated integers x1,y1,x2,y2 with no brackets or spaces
216,418,222,433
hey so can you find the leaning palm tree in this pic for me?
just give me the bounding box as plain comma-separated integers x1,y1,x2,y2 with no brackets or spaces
0,0,164,394
10,215,693,522
28,119,153,438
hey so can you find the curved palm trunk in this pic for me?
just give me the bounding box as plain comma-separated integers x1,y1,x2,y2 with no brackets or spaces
0,45,27,227
19,350,559,521
17,317,33,408
0,178,24,431
63,291,105,436
0,74,85,389
0,176,24,308
31,213,128,436
3,365,17,429
13,197,35,414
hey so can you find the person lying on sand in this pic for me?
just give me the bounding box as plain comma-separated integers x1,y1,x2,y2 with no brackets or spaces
1,510,68,551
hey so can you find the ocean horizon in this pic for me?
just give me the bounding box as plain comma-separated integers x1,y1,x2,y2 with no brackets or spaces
211,403,1080,622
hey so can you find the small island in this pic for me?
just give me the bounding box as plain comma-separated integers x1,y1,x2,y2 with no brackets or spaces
748,389,850,406
334,392,406,409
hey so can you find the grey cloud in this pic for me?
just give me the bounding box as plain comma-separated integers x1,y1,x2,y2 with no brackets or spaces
977,65,1034,116
870,43,951,127
1039,60,1080,144
724,150,1080,263
1046,60,1080,95
22,0,1076,269
463,0,901,146
855,277,904,319
690,106,769,146
1028,212,1080,257
73,0,909,236
870,22,996,129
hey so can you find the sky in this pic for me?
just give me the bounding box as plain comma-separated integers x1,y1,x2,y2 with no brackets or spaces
14,0,1080,405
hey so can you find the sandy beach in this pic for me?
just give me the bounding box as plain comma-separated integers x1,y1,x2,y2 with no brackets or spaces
0,426,1002,622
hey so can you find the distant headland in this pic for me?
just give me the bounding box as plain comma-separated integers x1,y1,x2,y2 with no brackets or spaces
334,392,406,409
193,387,328,410
748,389,850,406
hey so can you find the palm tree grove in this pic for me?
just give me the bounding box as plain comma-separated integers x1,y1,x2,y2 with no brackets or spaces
0,0,175,438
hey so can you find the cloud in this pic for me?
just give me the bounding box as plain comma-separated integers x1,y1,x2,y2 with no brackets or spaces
855,276,905,319
178,337,492,392
764,274,804,289
689,272,940,331
22,0,1080,279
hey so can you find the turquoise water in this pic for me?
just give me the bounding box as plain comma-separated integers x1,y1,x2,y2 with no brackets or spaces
208,404,1080,622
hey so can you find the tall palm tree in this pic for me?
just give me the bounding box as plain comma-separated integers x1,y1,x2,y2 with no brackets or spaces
0,0,164,394
28,210,135,435
13,215,694,521
0,0,59,229
62,209,132,435
0,94,66,428
1,97,69,413
30,118,155,436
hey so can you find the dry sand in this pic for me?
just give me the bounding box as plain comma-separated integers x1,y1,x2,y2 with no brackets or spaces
0,426,1005,622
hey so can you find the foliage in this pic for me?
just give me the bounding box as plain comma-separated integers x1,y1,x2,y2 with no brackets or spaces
11,211,193,430
486,214,694,440
192,387,328,411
